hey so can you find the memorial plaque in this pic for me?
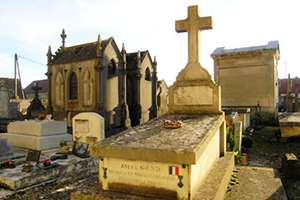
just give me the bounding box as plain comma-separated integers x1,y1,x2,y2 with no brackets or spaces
74,142,89,158
57,141,74,154
74,119,89,133
174,86,213,105
26,149,41,162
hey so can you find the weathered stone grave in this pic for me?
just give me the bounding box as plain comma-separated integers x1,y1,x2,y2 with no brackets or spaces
279,112,300,138
0,80,10,119
0,120,72,150
72,5,234,200
72,112,105,147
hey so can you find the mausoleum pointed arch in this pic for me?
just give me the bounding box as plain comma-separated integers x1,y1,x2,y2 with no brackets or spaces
69,72,78,100
108,59,117,75
55,72,64,105
145,67,151,81
83,68,93,105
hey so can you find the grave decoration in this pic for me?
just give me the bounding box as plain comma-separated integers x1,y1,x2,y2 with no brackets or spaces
22,163,33,173
0,159,15,169
162,119,183,129
36,159,59,170
57,141,75,154
74,142,89,158
26,149,41,162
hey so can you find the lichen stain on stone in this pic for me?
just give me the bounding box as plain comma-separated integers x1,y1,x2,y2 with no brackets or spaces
108,182,178,199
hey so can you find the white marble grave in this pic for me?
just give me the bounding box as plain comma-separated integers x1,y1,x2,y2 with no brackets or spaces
0,120,72,150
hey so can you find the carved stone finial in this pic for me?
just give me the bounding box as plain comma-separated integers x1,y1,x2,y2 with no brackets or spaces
61,29,67,50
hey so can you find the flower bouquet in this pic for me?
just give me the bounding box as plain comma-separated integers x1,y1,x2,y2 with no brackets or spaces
41,159,51,167
22,163,33,172
0,159,15,169
162,119,183,129
36,158,58,170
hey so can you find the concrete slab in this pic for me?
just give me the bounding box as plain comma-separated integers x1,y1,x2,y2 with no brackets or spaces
0,154,98,192
225,166,287,200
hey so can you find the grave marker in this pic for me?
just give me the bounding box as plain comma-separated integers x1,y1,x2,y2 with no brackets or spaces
72,112,105,147
26,149,41,162
0,80,10,118
234,121,243,155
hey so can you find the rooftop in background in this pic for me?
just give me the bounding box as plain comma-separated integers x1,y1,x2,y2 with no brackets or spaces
0,77,25,99
24,79,48,94
211,41,280,56
279,78,300,94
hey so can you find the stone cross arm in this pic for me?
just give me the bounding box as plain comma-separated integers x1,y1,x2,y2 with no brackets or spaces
175,5,213,64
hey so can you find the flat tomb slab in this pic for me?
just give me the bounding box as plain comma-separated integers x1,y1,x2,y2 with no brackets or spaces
279,112,300,137
91,114,225,199
92,114,224,165
7,120,67,137
0,156,97,191
0,133,72,150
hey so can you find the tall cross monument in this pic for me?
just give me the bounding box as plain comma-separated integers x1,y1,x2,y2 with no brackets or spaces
175,5,213,81
169,5,221,114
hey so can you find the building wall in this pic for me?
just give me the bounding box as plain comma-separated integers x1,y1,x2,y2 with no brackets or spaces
140,58,153,124
213,51,279,117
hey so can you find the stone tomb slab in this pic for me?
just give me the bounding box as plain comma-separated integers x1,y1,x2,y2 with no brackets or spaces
91,113,225,200
279,112,300,138
0,155,97,191
0,120,72,150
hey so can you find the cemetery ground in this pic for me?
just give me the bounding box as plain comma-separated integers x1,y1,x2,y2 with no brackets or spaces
0,126,300,200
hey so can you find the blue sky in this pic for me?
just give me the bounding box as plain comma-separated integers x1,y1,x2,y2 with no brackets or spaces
0,0,298,88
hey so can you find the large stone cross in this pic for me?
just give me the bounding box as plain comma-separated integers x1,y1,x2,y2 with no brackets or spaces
176,5,212,64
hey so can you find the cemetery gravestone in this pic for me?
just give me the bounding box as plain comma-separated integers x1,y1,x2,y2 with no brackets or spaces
72,112,105,147
0,80,10,118
76,5,234,200
0,138,13,157
234,121,243,155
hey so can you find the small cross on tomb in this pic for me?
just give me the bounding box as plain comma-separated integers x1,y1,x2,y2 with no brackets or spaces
176,5,212,64
32,82,42,99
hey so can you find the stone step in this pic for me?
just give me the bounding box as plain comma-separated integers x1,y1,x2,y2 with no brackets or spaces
193,152,234,200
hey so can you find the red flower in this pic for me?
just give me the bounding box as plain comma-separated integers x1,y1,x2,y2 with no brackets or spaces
42,159,50,163
5,160,12,163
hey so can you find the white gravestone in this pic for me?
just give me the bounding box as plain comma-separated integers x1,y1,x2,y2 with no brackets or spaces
72,112,105,147
0,81,10,118
234,121,243,155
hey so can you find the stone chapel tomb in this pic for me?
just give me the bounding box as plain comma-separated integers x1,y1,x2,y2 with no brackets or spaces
73,5,234,200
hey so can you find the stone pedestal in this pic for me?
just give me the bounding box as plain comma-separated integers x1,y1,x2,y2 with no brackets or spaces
0,120,72,150
279,112,300,138
90,114,226,199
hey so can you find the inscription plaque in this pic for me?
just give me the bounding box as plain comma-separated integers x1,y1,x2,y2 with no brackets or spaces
74,119,89,133
174,86,213,105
